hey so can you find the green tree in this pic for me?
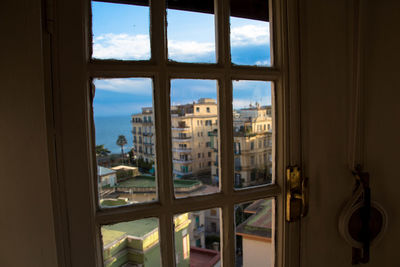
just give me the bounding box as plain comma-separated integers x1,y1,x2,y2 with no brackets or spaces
116,135,127,164
95,144,110,157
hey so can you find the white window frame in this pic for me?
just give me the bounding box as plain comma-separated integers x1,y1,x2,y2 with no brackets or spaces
45,0,302,266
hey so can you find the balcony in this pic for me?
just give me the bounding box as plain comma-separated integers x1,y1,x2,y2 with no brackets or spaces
171,126,190,131
172,147,192,153
143,132,153,136
235,165,242,171
143,142,154,146
173,158,193,164
234,150,241,155
172,136,192,142
193,225,205,236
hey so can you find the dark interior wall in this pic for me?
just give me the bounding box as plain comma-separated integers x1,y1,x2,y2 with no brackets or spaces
300,0,400,266
0,1,58,266
300,0,353,265
363,1,400,266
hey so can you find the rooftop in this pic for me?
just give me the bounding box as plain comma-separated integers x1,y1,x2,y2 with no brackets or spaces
116,175,201,189
190,247,220,267
111,165,138,171
98,166,116,177
102,218,159,246
236,199,273,240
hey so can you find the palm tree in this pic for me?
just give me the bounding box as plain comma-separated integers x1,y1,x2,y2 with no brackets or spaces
116,135,128,164
95,144,111,157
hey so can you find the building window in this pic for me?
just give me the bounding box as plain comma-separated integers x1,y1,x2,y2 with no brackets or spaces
183,234,190,259
206,107,210,112
196,107,200,112
250,141,254,150
208,152,211,157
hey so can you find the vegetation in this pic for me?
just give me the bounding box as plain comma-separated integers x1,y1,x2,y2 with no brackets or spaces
136,158,154,172
116,135,128,164
101,199,128,207
116,169,134,181
96,144,111,157
205,235,220,250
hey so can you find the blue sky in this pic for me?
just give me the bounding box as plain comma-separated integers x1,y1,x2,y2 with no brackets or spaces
92,1,271,117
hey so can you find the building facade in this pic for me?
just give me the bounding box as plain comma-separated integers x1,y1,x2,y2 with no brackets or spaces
211,104,273,187
131,98,218,180
132,107,155,164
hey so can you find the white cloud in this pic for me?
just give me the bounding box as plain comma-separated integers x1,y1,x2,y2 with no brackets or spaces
94,78,152,95
233,80,271,91
93,23,270,61
168,40,214,60
231,24,270,47
93,33,150,60
255,59,270,66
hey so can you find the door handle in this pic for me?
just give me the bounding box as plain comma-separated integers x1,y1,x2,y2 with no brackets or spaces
286,166,308,222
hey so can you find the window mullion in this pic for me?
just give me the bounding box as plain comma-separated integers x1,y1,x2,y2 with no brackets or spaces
215,0,236,266
150,0,175,267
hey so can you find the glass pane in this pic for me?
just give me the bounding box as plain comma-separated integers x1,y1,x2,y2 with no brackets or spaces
167,2,216,63
230,0,271,66
235,198,275,267
93,78,157,207
232,81,274,189
101,218,161,266
174,209,221,266
92,1,150,60
170,79,220,198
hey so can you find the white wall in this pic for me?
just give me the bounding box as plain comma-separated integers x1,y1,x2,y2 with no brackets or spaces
0,1,58,266
300,0,400,266
242,238,274,267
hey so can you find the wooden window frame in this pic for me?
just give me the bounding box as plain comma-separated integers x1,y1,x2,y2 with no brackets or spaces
44,0,302,266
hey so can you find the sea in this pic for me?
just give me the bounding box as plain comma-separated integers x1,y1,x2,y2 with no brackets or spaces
94,115,133,154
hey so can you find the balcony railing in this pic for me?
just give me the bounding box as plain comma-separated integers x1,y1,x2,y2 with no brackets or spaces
172,158,193,164
143,132,153,136
172,147,192,152
193,225,205,236
172,136,192,141
171,126,190,131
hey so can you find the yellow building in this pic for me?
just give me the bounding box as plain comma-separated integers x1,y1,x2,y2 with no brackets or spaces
211,104,273,187
171,98,218,179
132,98,218,180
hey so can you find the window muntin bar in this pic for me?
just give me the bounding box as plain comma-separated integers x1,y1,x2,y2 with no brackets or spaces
89,0,283,266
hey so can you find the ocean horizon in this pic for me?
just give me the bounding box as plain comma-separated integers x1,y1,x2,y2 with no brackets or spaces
94,115,133,154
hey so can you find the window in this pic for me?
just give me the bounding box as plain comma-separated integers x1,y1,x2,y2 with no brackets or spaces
54,0,300,266
206,107,210,113
183,234,190,259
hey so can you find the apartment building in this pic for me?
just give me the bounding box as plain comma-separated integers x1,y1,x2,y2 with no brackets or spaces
211,104,273,187
132,98,218,179
131,107,155,164
171,98,218,179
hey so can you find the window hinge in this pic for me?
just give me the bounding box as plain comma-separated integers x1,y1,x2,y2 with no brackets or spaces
286,166,309,222
44,0,55,34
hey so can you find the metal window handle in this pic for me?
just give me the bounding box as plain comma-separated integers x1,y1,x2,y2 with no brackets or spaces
286,167,309,222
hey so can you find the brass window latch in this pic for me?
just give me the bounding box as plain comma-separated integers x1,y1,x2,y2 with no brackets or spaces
286,166,308,222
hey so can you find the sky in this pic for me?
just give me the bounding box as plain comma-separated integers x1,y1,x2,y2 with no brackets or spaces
92,1,272,117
